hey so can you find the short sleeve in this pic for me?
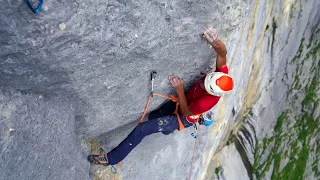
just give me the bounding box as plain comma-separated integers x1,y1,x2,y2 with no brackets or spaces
216,66,228,74
188,95,220,115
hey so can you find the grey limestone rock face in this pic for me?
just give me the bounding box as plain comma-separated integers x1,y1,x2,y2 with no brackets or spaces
0,0,247,138
0,0,249,180
0,89,89,180
207,0,320,179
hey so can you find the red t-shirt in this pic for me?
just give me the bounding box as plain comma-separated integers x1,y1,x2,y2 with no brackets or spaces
185,66,229,122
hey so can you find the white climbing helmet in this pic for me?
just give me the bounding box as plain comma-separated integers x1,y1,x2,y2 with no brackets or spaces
204,72,234,96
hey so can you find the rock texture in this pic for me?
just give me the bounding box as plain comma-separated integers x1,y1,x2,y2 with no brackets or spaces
0,0,249,180
0,89,89,180
204,143,250,180
0,0,247,138
207,0,320,179
1,0,318,179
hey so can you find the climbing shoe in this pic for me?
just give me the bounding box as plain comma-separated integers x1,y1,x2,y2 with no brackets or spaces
87,149,109,166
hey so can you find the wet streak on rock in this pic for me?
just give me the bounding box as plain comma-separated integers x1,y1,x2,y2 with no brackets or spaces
239,127,255,153
246,118,257,140
271,17,277,58
229,133,253,180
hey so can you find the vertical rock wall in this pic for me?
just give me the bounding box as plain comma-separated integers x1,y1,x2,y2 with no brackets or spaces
207,0,320,179
0,0,250,180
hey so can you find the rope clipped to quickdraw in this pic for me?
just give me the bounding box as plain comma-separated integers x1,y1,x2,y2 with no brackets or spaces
25,0,43,14
188,124,200,180
191,124,198,138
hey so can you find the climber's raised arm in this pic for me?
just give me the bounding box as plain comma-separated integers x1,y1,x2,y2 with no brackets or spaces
203,28,227,69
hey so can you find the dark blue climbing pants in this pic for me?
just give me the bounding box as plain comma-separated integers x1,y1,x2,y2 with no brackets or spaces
107,101,193,165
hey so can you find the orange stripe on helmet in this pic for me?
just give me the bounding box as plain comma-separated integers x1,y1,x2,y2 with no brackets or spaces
215,75,233,91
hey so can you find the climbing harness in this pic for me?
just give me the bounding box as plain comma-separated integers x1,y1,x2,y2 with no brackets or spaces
25,0,43,14
138,92,184,130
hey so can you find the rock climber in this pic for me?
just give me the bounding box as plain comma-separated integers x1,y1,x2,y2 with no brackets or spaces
87,27,234,166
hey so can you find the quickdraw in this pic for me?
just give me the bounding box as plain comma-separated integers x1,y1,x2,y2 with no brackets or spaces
25,0,43,14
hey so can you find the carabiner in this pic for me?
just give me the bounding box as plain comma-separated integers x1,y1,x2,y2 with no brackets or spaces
110,165,117,174
25,0,43,14
191,133,196,138
150,70,157,96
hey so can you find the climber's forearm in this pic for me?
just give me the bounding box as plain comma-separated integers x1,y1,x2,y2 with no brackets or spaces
168,75,193,116
215,54,227,69
211,40,227,56
203,28,227,69
211,40,227,69
176,88,193,117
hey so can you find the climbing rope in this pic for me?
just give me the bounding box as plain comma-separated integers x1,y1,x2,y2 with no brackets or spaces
25,0,43,14
188,124,200,180
139,93,178,123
